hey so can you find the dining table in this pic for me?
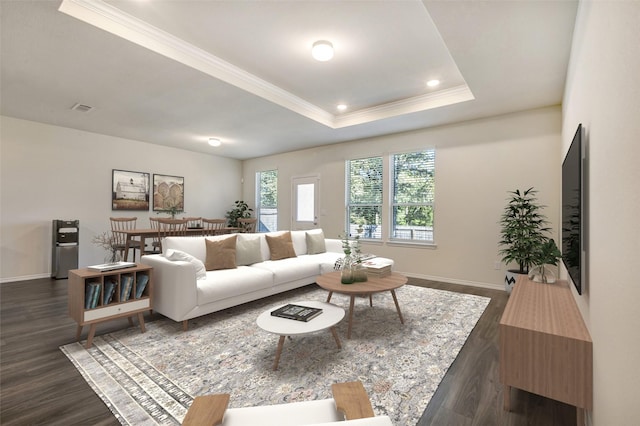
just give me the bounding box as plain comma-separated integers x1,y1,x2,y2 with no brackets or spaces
123,227,241,261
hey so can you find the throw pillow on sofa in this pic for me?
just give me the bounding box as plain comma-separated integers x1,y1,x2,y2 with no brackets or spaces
165,249,207,280
236,234,263,266
266,232,297,260
205,235,238,271
306,230,326,254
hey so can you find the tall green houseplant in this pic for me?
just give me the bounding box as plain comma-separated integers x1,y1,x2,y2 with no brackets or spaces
225,200,253,227
498,187,551,275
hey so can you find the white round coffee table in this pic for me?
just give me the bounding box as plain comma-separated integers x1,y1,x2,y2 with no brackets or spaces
257,300,344,370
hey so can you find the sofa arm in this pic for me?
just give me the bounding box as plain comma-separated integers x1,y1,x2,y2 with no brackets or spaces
140,254,198,323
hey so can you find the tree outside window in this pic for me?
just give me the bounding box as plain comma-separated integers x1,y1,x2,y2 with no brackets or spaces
256,170,277,232
392,150,435,242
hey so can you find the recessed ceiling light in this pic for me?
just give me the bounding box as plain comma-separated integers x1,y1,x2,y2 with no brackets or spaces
337,104,347,111
426,79,440,88
312,40,334,62
208,138,221,147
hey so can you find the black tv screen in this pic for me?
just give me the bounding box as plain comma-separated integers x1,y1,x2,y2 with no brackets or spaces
562,123,583,294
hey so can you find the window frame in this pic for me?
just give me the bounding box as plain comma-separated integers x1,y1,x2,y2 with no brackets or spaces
345,149,436,246
389,149,436,245
345,156,384,240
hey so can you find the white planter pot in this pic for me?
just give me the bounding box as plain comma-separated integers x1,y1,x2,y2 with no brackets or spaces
504,270,526,294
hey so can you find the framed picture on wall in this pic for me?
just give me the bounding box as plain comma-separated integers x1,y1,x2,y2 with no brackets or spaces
112,169,150,211
153,174,184,215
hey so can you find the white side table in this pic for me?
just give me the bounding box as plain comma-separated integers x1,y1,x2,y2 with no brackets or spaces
257,301,345,370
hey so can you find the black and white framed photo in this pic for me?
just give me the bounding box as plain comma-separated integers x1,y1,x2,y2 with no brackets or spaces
153,174,184,213
111,169,150,211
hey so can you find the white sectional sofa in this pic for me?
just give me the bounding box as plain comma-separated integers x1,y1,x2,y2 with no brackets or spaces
140,229,345,330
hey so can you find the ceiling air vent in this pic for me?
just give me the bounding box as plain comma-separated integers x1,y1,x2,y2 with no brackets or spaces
71,103,93,113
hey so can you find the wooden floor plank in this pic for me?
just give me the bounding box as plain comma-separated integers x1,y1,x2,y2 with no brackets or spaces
1,277,575,425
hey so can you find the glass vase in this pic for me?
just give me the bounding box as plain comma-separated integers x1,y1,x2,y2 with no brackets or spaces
341,255,355,284
353,262,368,282
105,249,121,265
528,264,557,284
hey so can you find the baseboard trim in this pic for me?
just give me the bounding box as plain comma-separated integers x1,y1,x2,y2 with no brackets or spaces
1,273,52,284
400,271,504,291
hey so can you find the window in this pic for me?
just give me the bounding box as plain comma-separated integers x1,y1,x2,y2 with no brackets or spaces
256,170,277,232
392,150,435,243
346,157,383,239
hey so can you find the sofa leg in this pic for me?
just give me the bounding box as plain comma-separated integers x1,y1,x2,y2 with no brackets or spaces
182,320,188,331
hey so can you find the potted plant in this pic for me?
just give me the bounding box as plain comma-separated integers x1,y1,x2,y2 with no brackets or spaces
225,200,253,227
528,238,562,283
156,205,184,219
498,187,551,293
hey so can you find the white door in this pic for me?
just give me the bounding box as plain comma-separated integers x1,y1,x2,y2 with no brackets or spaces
292,175,319,230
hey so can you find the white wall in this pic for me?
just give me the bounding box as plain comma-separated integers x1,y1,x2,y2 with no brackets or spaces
243,106,561,289
562,2,640,424
0,116,242,282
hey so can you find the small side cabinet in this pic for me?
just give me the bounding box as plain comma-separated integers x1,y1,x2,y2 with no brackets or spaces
68,264,153,348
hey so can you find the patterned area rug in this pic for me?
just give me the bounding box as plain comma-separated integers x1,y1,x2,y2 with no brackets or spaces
61,284,489,425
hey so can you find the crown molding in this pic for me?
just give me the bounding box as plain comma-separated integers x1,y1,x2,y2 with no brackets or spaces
334,85,474,128
59,0,472,129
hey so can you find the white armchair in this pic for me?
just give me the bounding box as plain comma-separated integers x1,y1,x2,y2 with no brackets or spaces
182,381,392,426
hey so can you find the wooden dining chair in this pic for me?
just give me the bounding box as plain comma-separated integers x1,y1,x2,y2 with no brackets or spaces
183,216,203,230
145,217,162,255
110,217,142,262
202,218,226,236
157,218,188,236
237,218,257,233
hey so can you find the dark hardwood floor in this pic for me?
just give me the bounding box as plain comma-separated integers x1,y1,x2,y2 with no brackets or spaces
0,277,575,425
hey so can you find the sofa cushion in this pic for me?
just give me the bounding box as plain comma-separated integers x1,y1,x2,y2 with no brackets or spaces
165,249,207,280
306,230,326,254
252,257,320,285
205,235,237,271
236,234,263,266
197,266,274,305
266,232,297,260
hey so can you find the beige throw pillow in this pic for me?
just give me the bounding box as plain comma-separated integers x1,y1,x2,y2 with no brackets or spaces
236,234,263,266
205,235,238,271
266,232,297,260
306,231,326,254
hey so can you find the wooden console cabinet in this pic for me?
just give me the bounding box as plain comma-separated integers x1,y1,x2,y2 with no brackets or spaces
68,264,153,348
500,275,592,424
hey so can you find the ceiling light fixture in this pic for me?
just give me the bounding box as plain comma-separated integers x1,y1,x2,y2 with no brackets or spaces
426,79,440,88
312,40,334,62
337,104,347,112
208,138,221,147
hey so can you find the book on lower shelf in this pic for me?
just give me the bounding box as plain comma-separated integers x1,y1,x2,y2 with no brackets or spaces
135,274,149,299
270,304,323,322
85,281,101,309
103,278,117,305
120,274,133,302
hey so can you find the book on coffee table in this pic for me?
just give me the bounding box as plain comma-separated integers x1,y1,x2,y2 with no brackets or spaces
271,304,323,322
363,259,392,277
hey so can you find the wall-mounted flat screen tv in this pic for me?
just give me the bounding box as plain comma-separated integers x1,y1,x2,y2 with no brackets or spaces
562,123,583,294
